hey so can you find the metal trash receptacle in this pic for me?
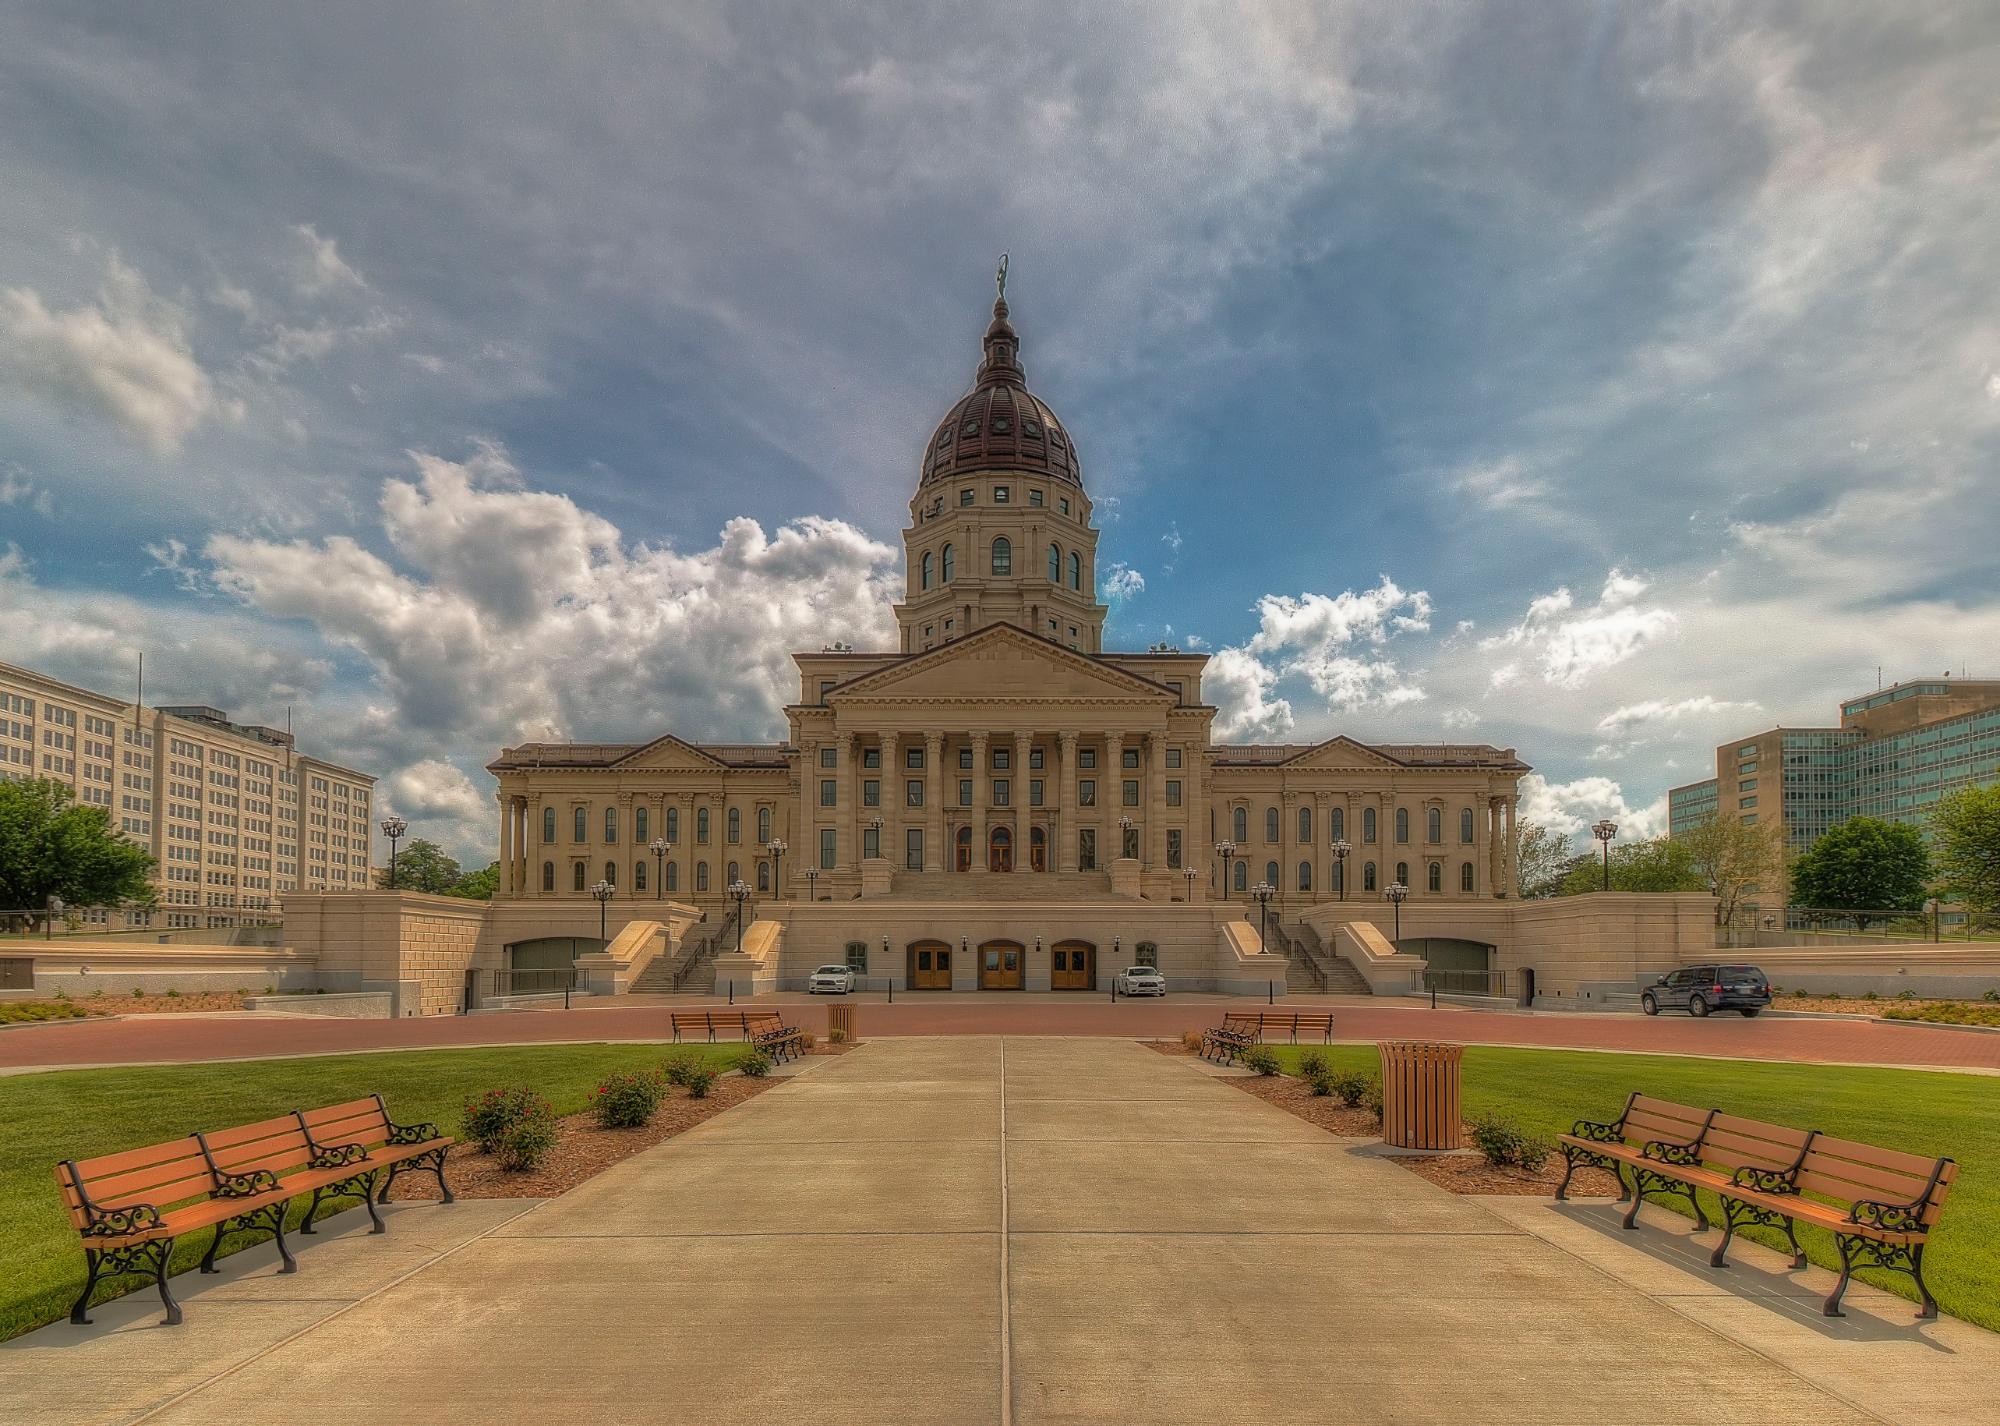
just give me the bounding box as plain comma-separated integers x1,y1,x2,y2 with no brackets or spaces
1377,1040,1464,1150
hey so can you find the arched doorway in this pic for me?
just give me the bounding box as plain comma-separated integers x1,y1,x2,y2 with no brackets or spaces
979,938,1024,990
907,939,952,991
1030,825,1047,872
1051,939,1095,991
989,825,1013,872
954,825,973,872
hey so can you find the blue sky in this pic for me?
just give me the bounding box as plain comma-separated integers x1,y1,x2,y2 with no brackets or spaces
3,2,1997,863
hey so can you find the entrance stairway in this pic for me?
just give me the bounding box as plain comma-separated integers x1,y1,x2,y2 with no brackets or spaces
630,908,737,994
1279,922,1372,996
886,870,1117,901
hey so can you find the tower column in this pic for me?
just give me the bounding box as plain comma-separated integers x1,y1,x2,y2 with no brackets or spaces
497,792,514,897
1058,731,1079,873
837,732,857,874
970,732,990,873
1503,793,1519,898
1014,730,1034,872
924,733,944,872
1104,732,1124,863
1146,731,1168,873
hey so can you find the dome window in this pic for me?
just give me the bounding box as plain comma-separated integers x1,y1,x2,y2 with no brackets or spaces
992,418,1010,434
1023,420,1042,437
961,420,980,436
1049,429,1065,446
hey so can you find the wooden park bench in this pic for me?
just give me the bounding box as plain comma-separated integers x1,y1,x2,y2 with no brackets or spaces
54,1095,453,1327
1249,1010,1336,1045
669,1008,805,1061
1198,1011,1264,1063
1557,1092,1958,1318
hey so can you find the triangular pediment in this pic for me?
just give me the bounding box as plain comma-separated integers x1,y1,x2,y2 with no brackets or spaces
1238,736,1409,770
609,734,730,771
831,625,1172,704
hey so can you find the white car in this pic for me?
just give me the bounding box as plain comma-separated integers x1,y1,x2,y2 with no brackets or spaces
1114,965,1167,997
807,963,857,994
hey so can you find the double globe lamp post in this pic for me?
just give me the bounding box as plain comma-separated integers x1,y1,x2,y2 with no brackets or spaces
1250,879,1275,952
1215,838,1236,900
378,816,408,890
649,837,672,899
1330,837,1350,901
1383,879,1409,942
766,838,786,898
1592,818,1619,892
728,878,751,951
590,878,614,940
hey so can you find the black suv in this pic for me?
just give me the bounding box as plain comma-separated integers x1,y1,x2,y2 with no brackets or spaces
1641,964,1771,1018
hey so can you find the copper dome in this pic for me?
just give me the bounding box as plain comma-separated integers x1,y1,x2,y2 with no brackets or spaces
921,297,1081,489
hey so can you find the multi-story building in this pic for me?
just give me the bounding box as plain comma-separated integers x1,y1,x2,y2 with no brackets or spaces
0,661,376,929
1668,678,2000,905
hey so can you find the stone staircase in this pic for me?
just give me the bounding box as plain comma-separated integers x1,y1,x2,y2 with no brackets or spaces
886,870,1117,901
1281,922,1372,996
631,908,737,994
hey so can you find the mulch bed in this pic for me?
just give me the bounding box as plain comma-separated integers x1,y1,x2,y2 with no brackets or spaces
384,1072,776,1201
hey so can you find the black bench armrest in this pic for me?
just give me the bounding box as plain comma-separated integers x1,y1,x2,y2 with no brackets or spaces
1729,1164,1801,1194
214,1168,280,1199
387,1121,443,1146
1567,1118,1624,1143
1847,1197,1927,1232
309,1142,370,1170
82,1202,164,1238
1640,1139,1702,1168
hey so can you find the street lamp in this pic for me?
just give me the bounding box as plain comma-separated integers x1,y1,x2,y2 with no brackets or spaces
1183,866,1197,902
805,866,819,902
1331,838,1351,901
1384,880,1409,942
1251,879,1274,952
1118,815,1135,863
1925,898,1940,943
867,816,884,862
590,878,614,940
649,838,671,900
1215,839,1236,900
1591,819,1618,892
728,879,750,951
379,816,408,890
766,838,786,898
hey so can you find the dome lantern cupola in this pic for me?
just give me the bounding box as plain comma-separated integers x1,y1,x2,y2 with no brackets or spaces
921,278,1081,490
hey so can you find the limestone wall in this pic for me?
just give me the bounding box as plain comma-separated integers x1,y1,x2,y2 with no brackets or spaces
22,943,320,996
1503,893,1718,1000
283,891,489,1016
1694,942,2000,998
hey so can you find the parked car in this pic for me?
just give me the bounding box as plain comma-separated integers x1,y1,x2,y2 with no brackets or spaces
807,963,857,994
1641,964,1771,1018
1114,965,1167,997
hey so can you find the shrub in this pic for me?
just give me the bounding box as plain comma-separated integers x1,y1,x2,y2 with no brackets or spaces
1862,990,1880,1001
1986,989,2000,1004
1239,1045,1281,1076
662,1052,705,1088
1327,1069,1374,1108
1896,988,1918,1001
1469,1115,1552,1173
164,988,180,998
463,1086,551,1155
1295,1049,1328,1079
132,987,145,998
1181,1030,1203,1053
52,990,68,1002
734,1048,774,1078
593,1070,667,1129
1305,1067,1335,1096
494,1107,559,1171
682,1066,719,1099
1793,988,1809,998
827,1026,847,1044
1362,1078,1384,1123
794,1028,818,1053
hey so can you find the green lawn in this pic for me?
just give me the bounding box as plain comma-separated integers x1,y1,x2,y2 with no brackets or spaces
0,1042,742,1341
1258,1044,2000,1330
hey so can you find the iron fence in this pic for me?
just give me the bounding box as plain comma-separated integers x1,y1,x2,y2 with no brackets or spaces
1421,967,1509,998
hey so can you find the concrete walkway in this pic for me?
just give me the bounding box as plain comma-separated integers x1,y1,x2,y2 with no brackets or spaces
4,1037,1992,1423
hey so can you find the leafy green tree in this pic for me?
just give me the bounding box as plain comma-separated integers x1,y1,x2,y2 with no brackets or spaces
1513,821,1573,898
376,838,462,895
0,779,155,918
450,862,500,900
1676,816,1784,927
1787,817,1931,929
1930,787,2000,919
1557,835,1703,896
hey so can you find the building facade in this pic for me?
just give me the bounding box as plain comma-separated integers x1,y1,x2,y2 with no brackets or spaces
484,287,1532,990
0,660,376,928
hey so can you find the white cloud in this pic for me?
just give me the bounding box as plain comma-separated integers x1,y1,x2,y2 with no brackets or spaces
1595,695,1760,738
1450,455,1546,508
0,255,223,453
1480,569,1678,690
1206,576,1431,738
1100,562,1145,602
293,223,366,294
1440,707,1480,730
0,469,53,517
1518,773,1668,846
1206,645,1293,741
382,759,491,857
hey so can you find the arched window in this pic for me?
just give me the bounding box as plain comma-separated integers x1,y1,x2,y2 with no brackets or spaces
1460,861,1475,892
1362,807,1377,843
757,806,772,844
635,805,648,844
1396,861,1410,887
541,861,554,892
1331,806,1344,841
1298,860,1312,892
1233,860,1248,891
666,860,679,892
696,807,710,843
1363,861,1377,892
573,806,586,842
1232,807,1248,842
1460,807,1474,843
1068,552,1080,589
942,543,956,583
1298,806,1313,844
991,536,1011,576
921,550,934,590
695,862,710,891
757,860,769,892
1264,860,1279,888
1048,543,1061,582
727,807,740,844
605,806,618,844
665,806,679,842
955,825,973,872
1264,807,1279,842
542,807,555,843
1428,861,1442,893
572,862,586,892
1395,807,1409,843
1333,859,1345,893
604,861,616,887
1426,807,1441,844
727,860,739,887
634,861,647,891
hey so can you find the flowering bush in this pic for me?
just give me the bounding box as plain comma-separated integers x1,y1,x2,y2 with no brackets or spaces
1239,1046,1282,1076
681,1065,719,1098
494,1103,559,1171
734,1049,773,1078
663,1052,705,1088
593,1070,667,1129
463,1087,550,1155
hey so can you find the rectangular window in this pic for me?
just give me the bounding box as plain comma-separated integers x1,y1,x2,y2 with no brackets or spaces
905,746,924,769
1739,795,1758,809
1738,744,1759,757
1029,778,1044,807
1029,747,1044,770
907,779,924,807
1166,748,1182,768
1167,829,1182,869
1079,779,1097,806
993,748,1010,770
1028,488,1043,507
862,826,880,859
1122,749,1139,769
820,828,836,868
1166,780,1182,807
992,485,1010,503
821,779,837,807
819,680,834,702
863,779,880,807
1059,497,1071,515
863,748,881,769
1123,779,1139,807
821,746,838,768
1078,827,1097,871
959,778,973,806
959,748,973,769
993,778,1010,807
959,488,974,506
1738,778,1757,792
905,828,923,870
1079,749,1096,769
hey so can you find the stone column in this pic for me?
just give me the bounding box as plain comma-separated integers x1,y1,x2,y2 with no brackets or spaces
1281,788,1299,906
1470,792,1487,898
924,733,945,871
1058,730,1080,872
498,792,514,896
615,791,633,891
1502,793,1519,898
1314,792,1331,902
970,732,989,874
1487,796,1503,896
799,739,819,891
1104,732,1123,862
837,732,857,873
1146,731,1168,871
881,733,900,872
1014,730,1034,872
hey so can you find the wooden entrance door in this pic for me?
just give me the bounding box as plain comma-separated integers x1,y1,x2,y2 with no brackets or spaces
989,826,1013,872
1030,826,1047,872
979,940,1023,990
954,826,972,872
1051,940,1095,991
908,940,952,991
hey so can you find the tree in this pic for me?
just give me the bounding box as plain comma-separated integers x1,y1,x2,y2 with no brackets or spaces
1513,821,1572,898
0,779,156,918
450,862,500,900
376,838,462,895
1676,816,1784,928
1556,835,1704,896
1931,786,2000,919
1786,816,1931,929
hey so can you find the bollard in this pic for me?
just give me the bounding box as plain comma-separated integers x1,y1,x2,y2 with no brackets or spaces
1268,979,1275,1004
727,980,734,1005
1430,981,1437,1010
887,978,893,1004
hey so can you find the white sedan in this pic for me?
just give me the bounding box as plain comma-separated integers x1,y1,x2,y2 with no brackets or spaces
1114,965,1167,997
807,963,858,994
